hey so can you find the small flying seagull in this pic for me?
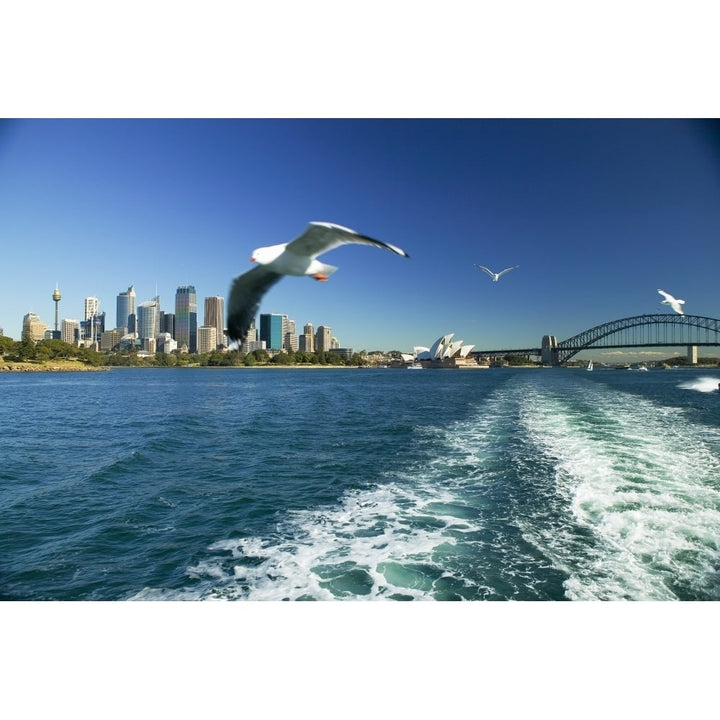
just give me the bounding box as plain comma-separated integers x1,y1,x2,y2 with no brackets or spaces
658,288,685,315
227,222,409,344
475,264,518,282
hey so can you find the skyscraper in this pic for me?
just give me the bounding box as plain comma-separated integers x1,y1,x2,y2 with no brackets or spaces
61,318,79,344
197,325,218,354
175,285,198,353
22,312,47,342
260,313,286,351
137,299,159,342
116,285,136,332
315,325,332,352
204,296,225,349
84,296,99,321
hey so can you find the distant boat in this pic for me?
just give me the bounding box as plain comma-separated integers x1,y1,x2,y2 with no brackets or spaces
407,363,424,370
586,360,593,371
637,365,649,372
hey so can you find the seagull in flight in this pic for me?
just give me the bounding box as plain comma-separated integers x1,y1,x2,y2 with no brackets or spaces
658,288,685,315
227,222,409,344
475,264,518,282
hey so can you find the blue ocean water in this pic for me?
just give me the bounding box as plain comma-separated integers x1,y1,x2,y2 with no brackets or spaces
2,366,719,601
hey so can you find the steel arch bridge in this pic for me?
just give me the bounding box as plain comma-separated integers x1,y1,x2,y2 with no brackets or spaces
472,314,720,365
553,314,720,364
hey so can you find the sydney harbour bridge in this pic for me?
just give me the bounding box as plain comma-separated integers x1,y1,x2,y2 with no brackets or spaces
472,314,720,366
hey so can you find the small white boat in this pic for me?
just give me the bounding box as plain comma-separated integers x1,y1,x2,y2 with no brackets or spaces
586,360,593,371
407,363,424,370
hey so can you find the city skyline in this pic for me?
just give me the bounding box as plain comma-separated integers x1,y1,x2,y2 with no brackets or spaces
2,120,719,356
10,281,351,355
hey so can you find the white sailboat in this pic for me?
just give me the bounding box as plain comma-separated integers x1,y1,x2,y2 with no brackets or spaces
586,359,594,371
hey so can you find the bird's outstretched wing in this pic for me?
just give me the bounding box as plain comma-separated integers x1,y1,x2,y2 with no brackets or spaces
497,265,519,277
657,289,673,302
287,222,408,259
227,265,283,343
475,264,496,278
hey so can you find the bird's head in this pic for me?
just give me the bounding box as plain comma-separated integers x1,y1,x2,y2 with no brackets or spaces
250,243,286,266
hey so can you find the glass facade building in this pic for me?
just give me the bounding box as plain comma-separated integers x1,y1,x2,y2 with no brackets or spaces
175,285,198,353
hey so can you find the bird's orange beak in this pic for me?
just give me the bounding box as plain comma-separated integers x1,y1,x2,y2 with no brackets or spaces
250,256,256,262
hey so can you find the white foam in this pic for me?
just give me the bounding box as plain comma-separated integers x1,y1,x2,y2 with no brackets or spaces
678,376,720,393
519,380,720,600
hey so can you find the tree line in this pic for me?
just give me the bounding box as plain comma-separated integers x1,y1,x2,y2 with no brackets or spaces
0,337,368,368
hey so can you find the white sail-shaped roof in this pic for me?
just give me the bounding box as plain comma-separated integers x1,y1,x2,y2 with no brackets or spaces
429,333,454,359
459,344,475,358
443,340,464,358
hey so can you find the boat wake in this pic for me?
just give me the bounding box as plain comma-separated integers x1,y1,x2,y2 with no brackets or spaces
678,376,720,393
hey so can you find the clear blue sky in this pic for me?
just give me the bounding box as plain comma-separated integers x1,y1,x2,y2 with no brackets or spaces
1,119,718,355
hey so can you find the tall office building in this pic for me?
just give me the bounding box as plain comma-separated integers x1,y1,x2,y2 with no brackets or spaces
116,285,136,332
315,325,332,352
137,299,159,342
197,325,218,354
159,311,175,338
175,285,198,353
259,313,286,351
240,320,258,354
22,312,47,342
283,318,298,352
300,322,315,353
84,296,100,321
204,296,225,349
61,319,79,345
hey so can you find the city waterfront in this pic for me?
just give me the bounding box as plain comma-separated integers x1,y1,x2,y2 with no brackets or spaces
2,366,719,601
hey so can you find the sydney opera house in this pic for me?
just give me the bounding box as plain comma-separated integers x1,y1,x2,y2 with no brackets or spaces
401,333,487,368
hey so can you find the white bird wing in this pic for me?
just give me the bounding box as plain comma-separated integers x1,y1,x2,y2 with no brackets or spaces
287,222,409,259
227,265,283,343
496,265,519,277
227,222,408,343
475,265,496,278
658,289,674,303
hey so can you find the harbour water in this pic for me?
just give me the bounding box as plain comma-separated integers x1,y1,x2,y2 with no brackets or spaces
2,366,720,601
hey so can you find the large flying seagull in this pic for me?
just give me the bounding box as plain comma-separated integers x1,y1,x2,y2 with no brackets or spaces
657,288,685,315
227,222,409,344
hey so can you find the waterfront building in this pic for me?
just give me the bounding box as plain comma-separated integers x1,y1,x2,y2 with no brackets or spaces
116,286,136,331
137,299,159,342
260,313,286,351
80,311,105,343
204,296,225,349
283,318,298,352
300,323,315,353
21,312,46,343
84,296,100,321
61,319,79,344
157,332,177,354
175,286,198,353
315,325,332,353
240,320,257,354
100,329,122,351
159,311,175,338
329,348,354,360
197,325,218,354
298,333,314,353
414,333,478,368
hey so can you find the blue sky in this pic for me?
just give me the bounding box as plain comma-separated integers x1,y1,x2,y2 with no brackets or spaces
1,118,719,356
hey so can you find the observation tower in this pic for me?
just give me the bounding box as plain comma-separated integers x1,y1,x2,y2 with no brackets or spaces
52,285,61,333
